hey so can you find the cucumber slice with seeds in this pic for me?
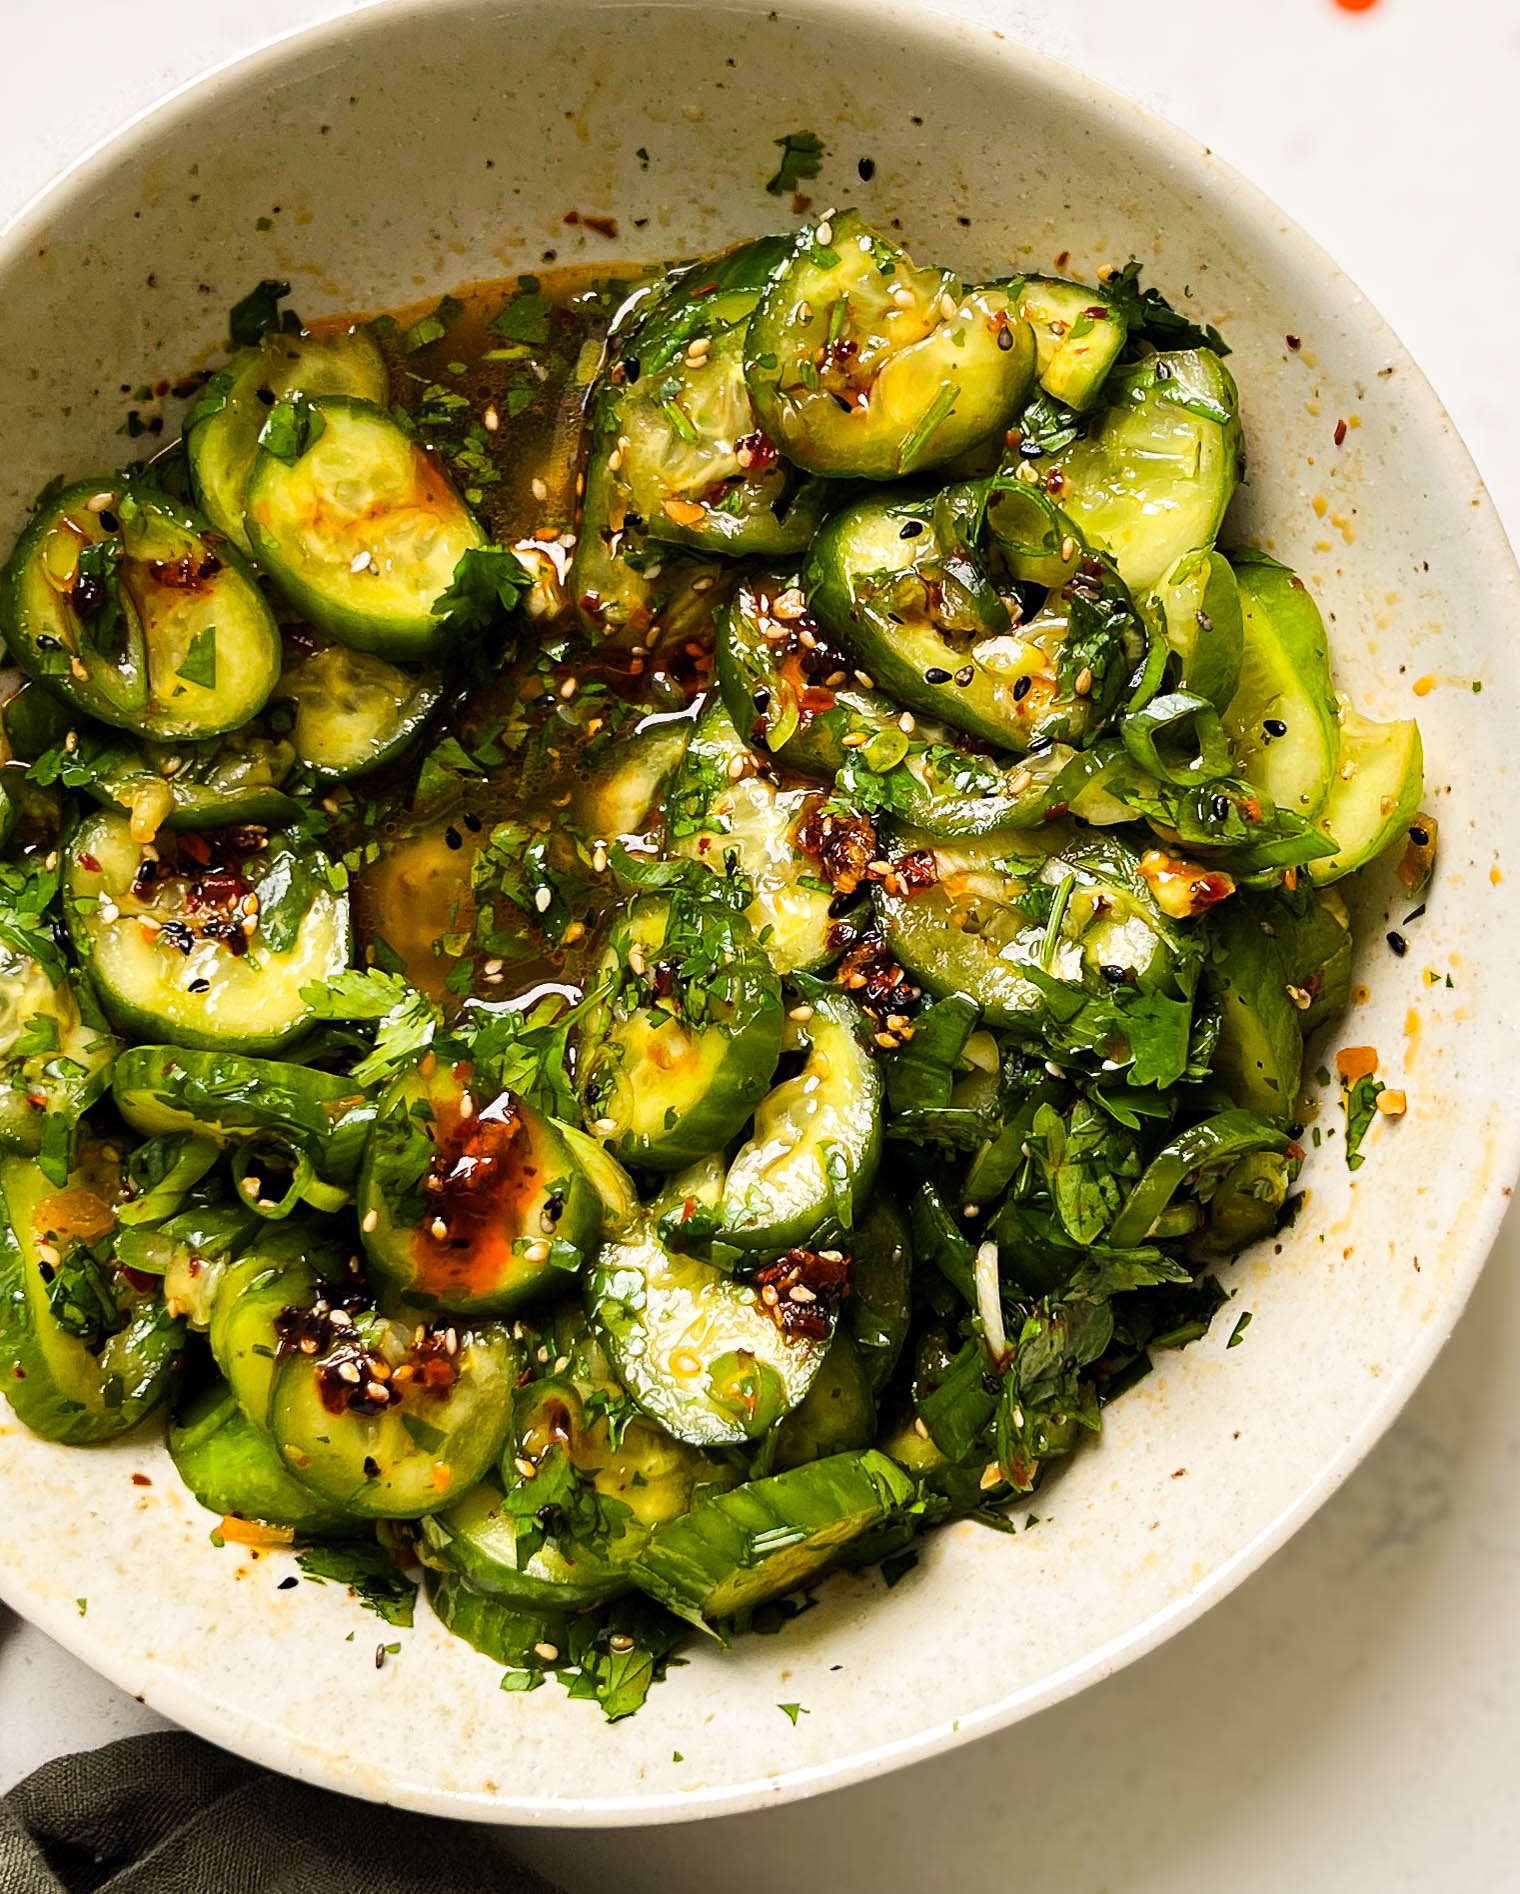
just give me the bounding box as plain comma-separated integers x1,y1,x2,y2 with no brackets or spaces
773,1329,876,1470
1149,548,1243,712
0,1150,184,1445
1042,349,1243,593
275,642,441,782
245,396,486,660
1224,553,1340,819
62,807,351,1053
631,1448,914,1630
1008,275,1127,410
0,951,116,1157
84,729,301,834
0,480,282,741
745,211,1034,479
185,325,389,558
585,1216,834,1446
718,992,883,1252
669,697,837,975
1307,707,1423,885
270,1313,519,1518
358,1058,599,1318
576,891,782,1172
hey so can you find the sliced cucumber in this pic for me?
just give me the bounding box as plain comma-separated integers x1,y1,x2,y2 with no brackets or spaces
576,891,782,1172
745,211,1034,479
1043,350,1243,592
773,1330,876,1471
0,480,282,740
1224,553,1340,819
245,396,486,660
846,1195,912,1395
0,950,116,1157
167,1379,363,1533
719,993,883,1251
63,808,352,1053
208,1230,339,1428
1009,275,1127,410
589,238,830,558
1308,706,1423,885
806,491,1134,752
878,824,1183,1030
0,1151,183,1444
572,716,692,840
112,1044,372,1180
85,729,301,835
1201,1151,1292,1253
419,1472,628,1610
669,697,836,975
358,1057,599,1317
1204,900,1304,1124
185,325,388,558
269,1312,518,1518
135,1203,257,1329
585,1216,833,1446
275,642,441,782
631,1448,914,1629
553,1122,641,1236
1149,548,1243,712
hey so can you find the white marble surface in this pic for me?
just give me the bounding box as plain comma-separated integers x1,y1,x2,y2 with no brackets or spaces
3,0,1518,1884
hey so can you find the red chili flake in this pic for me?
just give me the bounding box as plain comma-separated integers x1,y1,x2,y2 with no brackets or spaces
1285,334,1302,351
146,552,222,590
130,1473,152,1487
77,852,100,874
120,1267,159,1293
893,849,939,894
734,429,779,473
790,189,811,216
1333,418,1348,447
754,1248,852,1341
795,800,877,895
1044,468,1066,496
1053,250,1070,269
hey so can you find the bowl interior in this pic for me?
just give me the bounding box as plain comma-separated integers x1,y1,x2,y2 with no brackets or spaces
1,0,1517,1825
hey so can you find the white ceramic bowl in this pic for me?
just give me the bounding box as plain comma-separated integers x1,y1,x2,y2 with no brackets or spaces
1,0,1517,1827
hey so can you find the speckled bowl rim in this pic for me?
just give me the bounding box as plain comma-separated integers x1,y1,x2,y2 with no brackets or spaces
1,0,1517,1827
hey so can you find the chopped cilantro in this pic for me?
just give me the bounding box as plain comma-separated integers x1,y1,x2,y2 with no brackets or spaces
1342,1072,1385,1171
778,1701,809,1724
431,545,532,635
176,625,217,691
257,393,326,464
228,277,302,348
295,1542,417,1627
765,129,825,196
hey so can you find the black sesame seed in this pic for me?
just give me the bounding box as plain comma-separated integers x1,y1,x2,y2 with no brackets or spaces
620,356,640,383
924,666,952,685
363,1456,381,1478
1263,717,1288,738
463,811,483,833
857,157,875,181
996,326,1014,351
98,512,119,535
1287,1122,1304,1139
188,978,211,993
255,386,276,406
899,519,925,539
278,1575,298,1590
1386,931,1408,957
1012,675,1032,702
1409,824,1429,847
444,825,463,851
1212,794,1231,821
1099,964,1127,986
752,688,770,712
827,891,856,920
35,635,61,651
953,665,974,687
980,1372,1002,1396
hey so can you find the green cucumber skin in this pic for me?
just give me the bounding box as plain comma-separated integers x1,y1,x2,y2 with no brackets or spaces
244,396,486,661
1223,551,1340,820
631,1448,915,1630
424,1568,571,1670
277,645,443,783
167,1380,364,1533
0,480,282,742
358,1065,599,1319
111,1044,373,1180
0,1156,184,1446
418,1474,628,1611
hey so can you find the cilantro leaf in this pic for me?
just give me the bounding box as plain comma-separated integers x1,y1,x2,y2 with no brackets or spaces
489,280,553,348
766,129,825,197
401,294,463,353
295,1542,417,1627
176,626,216,692
298,969,442,1087
1343,1072,1384,1171
431,545,532,634
229,278,302,348
1105,261,1230,357
258,394,326,465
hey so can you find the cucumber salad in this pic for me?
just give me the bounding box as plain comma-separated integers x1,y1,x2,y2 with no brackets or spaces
0,213,1427,1719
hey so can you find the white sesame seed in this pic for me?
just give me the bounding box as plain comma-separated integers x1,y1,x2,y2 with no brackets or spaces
349,549,373,573
559,675,577,699
939,290,958,320
592,1117,619,1136
482,958,504,976
1060,536,1078,563
361,1208,379,1234
533,1642,560,1663
787,1004,815,1023
523,1240,552,1264
531,477,548,501
897,712,916,734
534,885,553,913
430,1217,448,1240
85,491,115,513
483,406,500,431
814,220,833,246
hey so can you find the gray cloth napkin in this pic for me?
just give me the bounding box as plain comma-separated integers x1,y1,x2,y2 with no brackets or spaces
0,1732,564,1894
